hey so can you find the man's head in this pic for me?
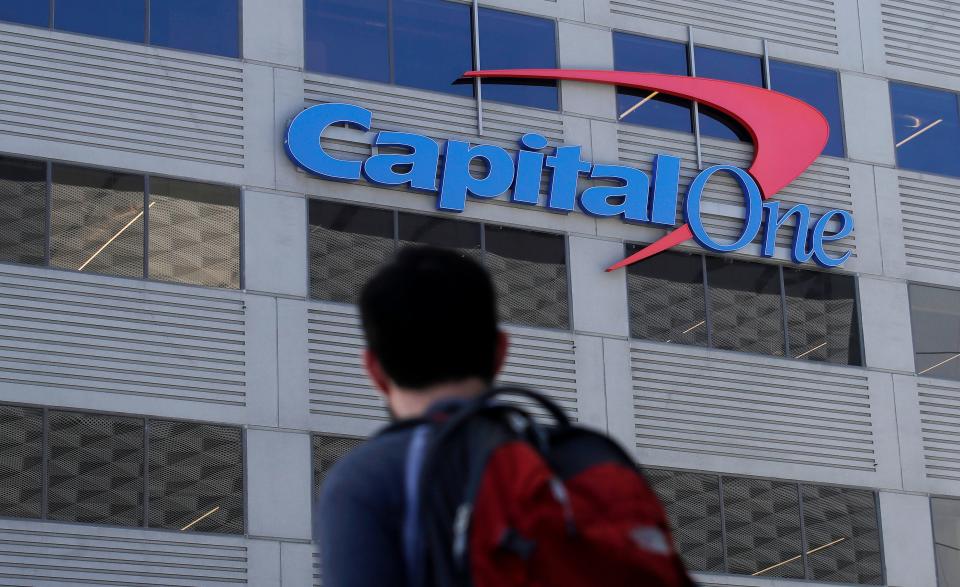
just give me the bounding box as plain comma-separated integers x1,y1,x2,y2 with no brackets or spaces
359,246,507,417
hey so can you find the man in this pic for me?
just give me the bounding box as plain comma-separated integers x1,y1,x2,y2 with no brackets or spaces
316,246,508,587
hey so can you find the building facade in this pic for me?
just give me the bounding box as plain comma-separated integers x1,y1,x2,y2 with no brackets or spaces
0,0,959,585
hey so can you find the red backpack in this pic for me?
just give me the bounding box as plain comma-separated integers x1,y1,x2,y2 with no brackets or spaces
402,386,696,587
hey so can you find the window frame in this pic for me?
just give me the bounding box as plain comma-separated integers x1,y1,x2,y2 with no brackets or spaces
0,399,246,536
888,79,960,179
624,244,865,366
0,152,244,290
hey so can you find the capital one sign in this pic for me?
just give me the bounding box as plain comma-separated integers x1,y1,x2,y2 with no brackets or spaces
285,69,852,270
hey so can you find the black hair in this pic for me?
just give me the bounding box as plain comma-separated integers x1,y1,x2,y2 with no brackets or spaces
359,246,500,390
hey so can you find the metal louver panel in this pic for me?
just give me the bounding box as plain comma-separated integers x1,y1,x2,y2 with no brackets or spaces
0,405,42,519
148,420,244,534
46,410,144,527
644,468,724,572
801,484,883,584
722,476,804,579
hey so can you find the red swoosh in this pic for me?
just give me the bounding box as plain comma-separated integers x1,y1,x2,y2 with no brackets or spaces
464,69,829,271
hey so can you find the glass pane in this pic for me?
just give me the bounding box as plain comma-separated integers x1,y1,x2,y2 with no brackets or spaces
393,0,472,97
309,200,395,304
0,0,49,26
627,247,707,346
397,212,481,262
784,269,861,365
47,410,144,527
707,258,785,356
695,47,763,141
50,164,145,279
910,284,960,381
478,8,557,110
312,435,362,495
150,0,239,57
0,156,46,266
0,405,43,519
614,33,692,133
890,82,960,177
148,178,240,288
148,420,244,534
801,485,883,584
305,0,389,81
770,61,845,157
54,0,145,43
483,225,568,329
934,497,960,586
644,468,724,573
723,477,804,579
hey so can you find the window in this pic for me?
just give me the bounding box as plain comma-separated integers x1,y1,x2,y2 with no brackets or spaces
0,0,239,57
890,82,960,178
626,244,862,365
0,156,241,288
614,33,692,133
312,435,363,495
695,47,763,142
933,497,960,585
304,0,558,109
909,283,960,381
0,402,244,533
646,468,883,584
770,61,845,157
309,200,570,329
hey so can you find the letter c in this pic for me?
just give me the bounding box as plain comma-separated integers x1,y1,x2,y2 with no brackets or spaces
285,103,372,180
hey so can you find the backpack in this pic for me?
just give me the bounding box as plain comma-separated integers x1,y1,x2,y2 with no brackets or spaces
402,386,696,587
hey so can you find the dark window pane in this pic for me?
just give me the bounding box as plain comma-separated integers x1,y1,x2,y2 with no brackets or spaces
0,0,49,26
150,0,239,57
723,477,804,579
393,0,472,97
934,497,960,585
148,178,240,288
614,33,692,133
305,0,389,82
312,435,362,495
0,156,46,266
890,83,960,177
645,469,724,573
50,164,145,279
47,410,144,526
0,405,43,519
770,61,845,157
801,485,883,584
910,284,960,381
695,47,762,141
707,258,784,356
398,212,481,262
478,8,557,110
627,247,707,346
54,0,145,43
148,420,244,534
784,269,861,365
309,200,395,303
484,225,568,329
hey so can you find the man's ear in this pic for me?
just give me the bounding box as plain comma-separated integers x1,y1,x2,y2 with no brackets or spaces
363,349,392,396
492,330,509,377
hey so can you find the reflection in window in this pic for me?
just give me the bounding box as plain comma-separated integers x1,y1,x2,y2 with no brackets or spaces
148,178,240,288
695,47,763,142
393,0,472,97
614,33,692,133
770,61,845,157
0,1,49,26
54,0,146,43
890,83,960,177
910,284,960,381
707,257,784,356
150,0,240,57
627,248,707,346
933,497,960,585
305,0,390,82
398,212,481,262
0,156,46,266
783,268,861,365
478,8,558,110
50,164,145,279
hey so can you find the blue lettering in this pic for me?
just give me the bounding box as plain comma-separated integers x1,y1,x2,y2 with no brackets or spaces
811,209,854,267
513,133,548,205
363,131,439,191
685,165,763,253
761,201,814,263
544,145,591,212
438,141,515,212
285,103,371,180
649,154,681,226
580,164,650,222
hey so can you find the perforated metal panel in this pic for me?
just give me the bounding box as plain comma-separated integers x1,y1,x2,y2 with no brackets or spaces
784,269,861,365
644,468,724,572
312,435,364,495
627,250,707,346
47,410,144,527
801,485,883,584
148,420,244,534
0,405,42,519
0,157,46,266
310,226,396,304
707,259,785,357
723,477,804,579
